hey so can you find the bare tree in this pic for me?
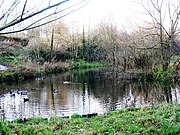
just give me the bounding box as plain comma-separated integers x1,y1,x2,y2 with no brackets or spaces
0,0,90,34
141,0,180,70
96,18,119,70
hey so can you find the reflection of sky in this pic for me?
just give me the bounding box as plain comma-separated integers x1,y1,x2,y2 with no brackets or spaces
0,72,180,121
0,85,105,120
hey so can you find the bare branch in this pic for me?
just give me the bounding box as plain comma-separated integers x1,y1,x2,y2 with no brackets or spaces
0,0,71,31
3,0,20,25
0,0,90,34
0,14,5,21
20,0,28,20
150,0,160,12
142,0,170,36
24,0,88,30
0,0,4,9
49,0,52,6
8,3,42,25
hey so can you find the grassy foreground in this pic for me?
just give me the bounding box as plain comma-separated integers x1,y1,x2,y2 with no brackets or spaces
1,104,180,135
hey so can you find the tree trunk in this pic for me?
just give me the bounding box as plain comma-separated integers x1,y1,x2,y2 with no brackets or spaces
50,29,54,61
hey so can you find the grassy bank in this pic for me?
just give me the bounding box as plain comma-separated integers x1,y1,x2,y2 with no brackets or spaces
0,61,70,82
0,53,179,83
0,55,104,82
1,104,180,134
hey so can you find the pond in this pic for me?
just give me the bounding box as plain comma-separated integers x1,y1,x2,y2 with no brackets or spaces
0,70,179,120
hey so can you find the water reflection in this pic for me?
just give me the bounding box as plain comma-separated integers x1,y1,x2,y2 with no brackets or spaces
0,70,179,120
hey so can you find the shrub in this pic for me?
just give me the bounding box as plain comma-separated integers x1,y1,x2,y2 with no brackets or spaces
152,64,175,81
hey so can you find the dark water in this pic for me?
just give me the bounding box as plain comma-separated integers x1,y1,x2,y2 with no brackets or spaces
0,70,179,120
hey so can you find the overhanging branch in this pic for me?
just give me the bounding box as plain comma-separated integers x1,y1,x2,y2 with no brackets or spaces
0,0,90,34
0,0,70,32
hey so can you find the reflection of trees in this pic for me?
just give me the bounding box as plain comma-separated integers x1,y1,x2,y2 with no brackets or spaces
84,71,129,111
79,71,179,110
130,82,176,106
44,74,80,115
46,70,128,112
58,71,179,112
0,70,179,120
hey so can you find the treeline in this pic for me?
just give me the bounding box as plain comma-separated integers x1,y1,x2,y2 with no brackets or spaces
12,19,179,73
0,0,179,74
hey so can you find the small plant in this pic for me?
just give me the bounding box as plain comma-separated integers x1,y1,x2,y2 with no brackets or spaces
0,118,10,135
152,64,175,81
71,114,82,118
0,70,15,82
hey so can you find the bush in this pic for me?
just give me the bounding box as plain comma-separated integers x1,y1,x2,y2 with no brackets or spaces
152,64,175,81
26,46,53,64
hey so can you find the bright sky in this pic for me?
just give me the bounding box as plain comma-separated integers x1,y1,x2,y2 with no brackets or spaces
1,0,178,33
64,0,148,31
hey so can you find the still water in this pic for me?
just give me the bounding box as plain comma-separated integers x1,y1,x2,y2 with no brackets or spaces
0,70,179,120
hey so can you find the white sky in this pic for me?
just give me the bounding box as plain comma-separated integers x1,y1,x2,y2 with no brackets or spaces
64,0,148,31
1,0,179,33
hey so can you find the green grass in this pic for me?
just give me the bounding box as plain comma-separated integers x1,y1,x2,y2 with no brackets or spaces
1,104,180,134
73,60,104,69
0,55,16,65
